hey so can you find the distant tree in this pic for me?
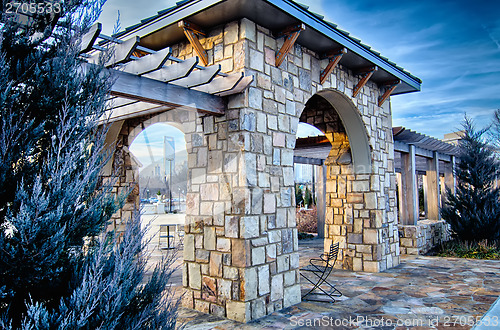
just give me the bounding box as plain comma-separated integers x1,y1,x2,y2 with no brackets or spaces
442,117,500,241
304,186,312,208
0,1,178,328
295,184,304,207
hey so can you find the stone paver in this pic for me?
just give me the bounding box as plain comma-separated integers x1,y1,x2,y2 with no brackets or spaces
166,238,500,329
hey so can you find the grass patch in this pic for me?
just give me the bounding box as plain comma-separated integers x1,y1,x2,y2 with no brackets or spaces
436,240,500,260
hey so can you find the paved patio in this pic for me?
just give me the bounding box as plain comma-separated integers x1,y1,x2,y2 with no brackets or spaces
142,218,500,329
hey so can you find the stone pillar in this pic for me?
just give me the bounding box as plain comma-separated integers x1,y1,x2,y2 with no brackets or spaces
181,18,301,322
426,151,440,220
401,145,418,225
316,164,326,238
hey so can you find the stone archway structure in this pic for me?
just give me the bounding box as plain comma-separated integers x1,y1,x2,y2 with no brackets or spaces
90,0,423,323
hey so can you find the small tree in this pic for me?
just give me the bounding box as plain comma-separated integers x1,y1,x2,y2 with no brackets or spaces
442,117,500,241
304,186,312,208
295,184,304,208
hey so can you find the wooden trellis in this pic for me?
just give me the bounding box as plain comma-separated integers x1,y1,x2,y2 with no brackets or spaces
79,23,253,121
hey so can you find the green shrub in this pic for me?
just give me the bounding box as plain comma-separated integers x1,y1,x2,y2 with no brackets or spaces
437,240,500,260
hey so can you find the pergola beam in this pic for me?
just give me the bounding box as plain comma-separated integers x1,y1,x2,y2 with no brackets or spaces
353,66,377,98
109,69,225,115
179,20,209,66
320,48,346,85
275,23,305,67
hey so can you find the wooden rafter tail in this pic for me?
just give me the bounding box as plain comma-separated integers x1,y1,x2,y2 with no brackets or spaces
173,64,221,88
216,75,254,97
143,57,198,83
378,79,400,107
352,65,377,98
275,23,306,67
179,20,208,66
320,48,346,85
122,47,172,75
105,36,140,68
192,72,243,94
80,22,102,53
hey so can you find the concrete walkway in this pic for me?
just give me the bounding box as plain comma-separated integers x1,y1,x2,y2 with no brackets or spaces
147,237,500,329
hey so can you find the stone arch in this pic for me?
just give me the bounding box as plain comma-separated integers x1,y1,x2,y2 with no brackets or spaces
297,89,372,174
295,89,385,271
104,108,200,235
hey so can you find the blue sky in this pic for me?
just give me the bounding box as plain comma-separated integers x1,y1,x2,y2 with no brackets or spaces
99,0,500,141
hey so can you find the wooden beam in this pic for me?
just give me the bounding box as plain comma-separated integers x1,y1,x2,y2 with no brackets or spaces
275,23,305,67
216,75,254,97
80,22,102,53
401,144,418,225
426,151,440,220
352,66,377,98
179,20,208,66
122,47,172,75
109,69,225,115
293,156,323,166
378,80,400,107
143,57,198,83
320,48,346,85
172,64,220,88
104,102,167,122
106,97,139,109
193,72,243,94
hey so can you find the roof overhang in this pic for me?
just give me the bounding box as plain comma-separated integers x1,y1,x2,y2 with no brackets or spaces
113,0,421,95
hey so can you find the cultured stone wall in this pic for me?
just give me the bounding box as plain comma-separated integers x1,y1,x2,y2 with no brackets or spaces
107,17,401,322
399,220,451,255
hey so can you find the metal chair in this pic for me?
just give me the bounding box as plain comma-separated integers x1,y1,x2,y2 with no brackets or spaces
158,224,176,249
300,242,343,303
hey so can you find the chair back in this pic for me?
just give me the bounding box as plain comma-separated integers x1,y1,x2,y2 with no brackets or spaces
326,242,340,267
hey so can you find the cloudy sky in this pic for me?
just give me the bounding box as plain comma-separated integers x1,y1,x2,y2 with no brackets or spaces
99,0,500,164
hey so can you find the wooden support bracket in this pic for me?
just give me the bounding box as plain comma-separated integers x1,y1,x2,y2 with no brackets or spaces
378,79,400,107
275,23,305,67
320,48,346,85
352,66,377,98
179,20,208,66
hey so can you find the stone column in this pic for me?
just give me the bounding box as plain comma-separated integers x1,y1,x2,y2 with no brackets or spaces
401,145,418,225
182,18,301,322
426,151,440,220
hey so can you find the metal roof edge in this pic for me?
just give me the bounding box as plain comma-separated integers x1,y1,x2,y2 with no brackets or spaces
112,0,421,92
